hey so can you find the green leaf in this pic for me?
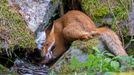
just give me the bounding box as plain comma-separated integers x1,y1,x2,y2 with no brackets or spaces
88,54,95,59
70,56,79,67
48,70,57,75
104,58,112,63
92,47,100,53
105,53,114,57
131,39,134,41
110,61,119,70
130,65,134,68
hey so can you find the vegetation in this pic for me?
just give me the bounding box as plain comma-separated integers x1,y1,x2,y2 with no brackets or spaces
0,0,35,74
0,64,15,75
0,0,35,49
49,47,134,75
81,0,131,23
81,0,134,56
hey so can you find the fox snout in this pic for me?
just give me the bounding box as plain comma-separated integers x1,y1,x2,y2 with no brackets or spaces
41,41,55,59
35,31,55,59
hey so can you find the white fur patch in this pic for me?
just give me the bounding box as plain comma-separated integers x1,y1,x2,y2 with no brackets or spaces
46,51,53,59
48,41,55,52
35,31,46,49
45,41,55,59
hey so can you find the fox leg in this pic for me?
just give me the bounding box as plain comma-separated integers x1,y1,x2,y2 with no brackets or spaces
63,24,99,40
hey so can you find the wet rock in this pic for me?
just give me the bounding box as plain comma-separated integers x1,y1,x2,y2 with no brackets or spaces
11,59,49,75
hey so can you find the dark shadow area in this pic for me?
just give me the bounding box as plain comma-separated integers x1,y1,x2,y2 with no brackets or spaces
0,45,43,68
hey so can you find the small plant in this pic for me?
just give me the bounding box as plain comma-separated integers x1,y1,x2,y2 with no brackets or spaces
49,69,57,75
68,47,134,74
49,46,134,74
0,64,16,75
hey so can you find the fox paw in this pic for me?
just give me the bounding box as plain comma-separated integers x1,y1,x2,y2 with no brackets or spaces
89,31,100,37
80,31,100,39
80,33,93,39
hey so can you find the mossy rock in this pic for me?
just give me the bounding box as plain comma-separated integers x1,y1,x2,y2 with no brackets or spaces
0,0,35,50
52,37,105,74
81,0,131,23
71,38,100,54
81,0,131,49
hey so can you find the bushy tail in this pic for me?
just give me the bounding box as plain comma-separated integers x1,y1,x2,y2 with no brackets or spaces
96,27,127,56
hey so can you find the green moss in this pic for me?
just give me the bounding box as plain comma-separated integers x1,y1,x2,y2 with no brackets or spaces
127,48,134,56
81,0,131,52
58,64,87,74
0,0,35,49
51,0,59,4
81,0,130,23
81,0,109,22
0,64,16,75
71,38,99,54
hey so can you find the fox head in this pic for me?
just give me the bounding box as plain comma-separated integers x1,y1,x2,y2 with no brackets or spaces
35,26,55,60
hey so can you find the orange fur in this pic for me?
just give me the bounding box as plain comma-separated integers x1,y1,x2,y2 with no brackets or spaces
96,27,127,56
41,10,127,64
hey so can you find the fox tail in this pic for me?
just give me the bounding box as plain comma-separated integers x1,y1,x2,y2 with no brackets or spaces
97,27,127,56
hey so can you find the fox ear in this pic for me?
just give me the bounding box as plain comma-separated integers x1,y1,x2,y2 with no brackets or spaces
35,31,46,44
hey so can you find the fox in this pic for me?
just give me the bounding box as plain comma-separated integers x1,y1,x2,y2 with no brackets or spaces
35,10,127,64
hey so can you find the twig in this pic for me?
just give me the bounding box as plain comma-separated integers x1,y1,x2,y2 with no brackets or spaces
107,0,125,47
118,0,134,49
125,36,133,49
